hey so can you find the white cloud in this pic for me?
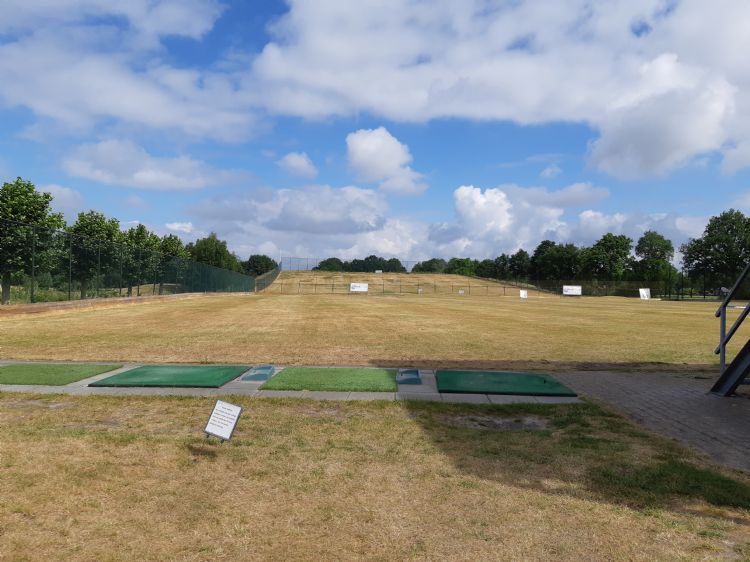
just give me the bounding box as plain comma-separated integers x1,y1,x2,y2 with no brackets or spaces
346,127,426,194
540,165,562,178
723,142,750,174
64,140,240,190
165,221,194,234
41,184,84,220
195,185,387,235
277,152,318,178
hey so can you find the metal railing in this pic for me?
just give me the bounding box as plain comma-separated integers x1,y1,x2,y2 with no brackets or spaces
715,262,750,372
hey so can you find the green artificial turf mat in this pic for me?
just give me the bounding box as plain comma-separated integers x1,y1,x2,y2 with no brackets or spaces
261,367,397,392
436,370,577,396
0,364,122,385
89,365,249,388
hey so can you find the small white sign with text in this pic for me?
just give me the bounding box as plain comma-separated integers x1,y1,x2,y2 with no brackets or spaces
350,283,369,293
204,400,242,441
520,289,528,299
639,288,651,300
562,285,582,296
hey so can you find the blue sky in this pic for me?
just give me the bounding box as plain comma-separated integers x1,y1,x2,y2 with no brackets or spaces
1,0,749,262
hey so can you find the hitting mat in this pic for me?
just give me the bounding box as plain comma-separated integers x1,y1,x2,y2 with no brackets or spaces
436,370,577,396
90,365,249,388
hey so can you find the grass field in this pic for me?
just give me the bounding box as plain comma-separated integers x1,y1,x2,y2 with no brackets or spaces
268,270,524,295
262,367,397,391
0,393,748,561
0,277,743,368
0,363,120,385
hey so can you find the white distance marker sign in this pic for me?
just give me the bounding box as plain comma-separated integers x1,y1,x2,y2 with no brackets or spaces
562,285,582,296
639,288,651,300
204,400,242,441
519,289,528,299
350,283,369,293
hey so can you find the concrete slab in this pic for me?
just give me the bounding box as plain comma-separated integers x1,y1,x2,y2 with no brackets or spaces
533,396,582,404
347,392,396,401
304,391,352,400
488,395,539,404
255,390,305,398
70,364,140,387
441,393,491,404
396,392,442,402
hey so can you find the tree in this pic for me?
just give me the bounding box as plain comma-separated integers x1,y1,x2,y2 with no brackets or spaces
67,211,121,299
508,249,531,279
315,257,345,272
187,233,243,272
121,223,161,296
581,233,632,280
0,178,65,304
530,240,557,279
412,258,447,273
681,210,750,289
157,234,190,294
384,257,406,273
445,257,476,276
475,259,497,279
633,230,675,284
494,254,510,279
244,255,278,277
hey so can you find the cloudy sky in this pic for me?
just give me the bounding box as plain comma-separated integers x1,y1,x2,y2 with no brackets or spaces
1,0,749,262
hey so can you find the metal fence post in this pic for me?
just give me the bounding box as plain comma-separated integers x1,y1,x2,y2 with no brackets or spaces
30,226,36,303
96,243,101,297
68,235,72,300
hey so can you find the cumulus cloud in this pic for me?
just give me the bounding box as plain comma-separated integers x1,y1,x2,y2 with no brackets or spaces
540,165,562,178
277,152,318,178
346,127,426,194
41,184,84,220
722,142,750,174
165,221,194,233
194,185,387,235
64,140,241,190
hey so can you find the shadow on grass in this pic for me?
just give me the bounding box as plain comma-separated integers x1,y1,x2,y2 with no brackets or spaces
401,399,750,512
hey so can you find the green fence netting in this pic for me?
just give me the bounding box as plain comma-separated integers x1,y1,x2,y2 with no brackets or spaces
1,218,255,304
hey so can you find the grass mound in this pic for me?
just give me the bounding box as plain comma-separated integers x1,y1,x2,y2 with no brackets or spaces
261,367,397,392
0,363,121,385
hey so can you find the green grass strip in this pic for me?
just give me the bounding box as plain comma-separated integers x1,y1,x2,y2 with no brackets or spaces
0,363,122,385
261,367,397,392
90,365,249,388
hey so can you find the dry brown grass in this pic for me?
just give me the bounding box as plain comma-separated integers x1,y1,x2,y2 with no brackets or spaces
1,393,748,561
1,284,742,368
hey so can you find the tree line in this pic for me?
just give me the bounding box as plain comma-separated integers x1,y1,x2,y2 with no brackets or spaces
0,178,278,304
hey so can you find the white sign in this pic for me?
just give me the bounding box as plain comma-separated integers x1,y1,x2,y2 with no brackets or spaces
639,288,651,300
563,285,582,296
204,400,242,441
520,289,528,299
350,283,369,293
418,287,424,294
458,289,465,295
374,270,383,274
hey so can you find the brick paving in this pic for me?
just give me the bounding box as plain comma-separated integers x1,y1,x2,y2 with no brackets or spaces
556,371,750,472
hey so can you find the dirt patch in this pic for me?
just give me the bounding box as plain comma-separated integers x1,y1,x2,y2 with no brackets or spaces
440,414,549,431
2,399,75,410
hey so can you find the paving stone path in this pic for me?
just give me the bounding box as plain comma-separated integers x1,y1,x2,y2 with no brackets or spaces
556,371,750,473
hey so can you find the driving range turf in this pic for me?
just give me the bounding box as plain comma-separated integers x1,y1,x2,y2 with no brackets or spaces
89,365,249,387
0,363,121,385
436,370,577,396
260,366,397,391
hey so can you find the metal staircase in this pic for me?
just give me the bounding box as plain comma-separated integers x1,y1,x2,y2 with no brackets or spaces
712,262,750,396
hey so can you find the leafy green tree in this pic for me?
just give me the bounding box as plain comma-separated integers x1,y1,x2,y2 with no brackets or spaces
315,257,345,272
244,254,278,277
494,254,510,279
633,230,676,284
187,233,243,272
0,178,65,304
120,224,161,296
67,211,121,299
157,234,190,294
384,257,406,273
445,257,476,276
475,259,497,279
581,233,632,280
531,241,582,280
412,258,447,273
508,249,531,279
681,210,750,289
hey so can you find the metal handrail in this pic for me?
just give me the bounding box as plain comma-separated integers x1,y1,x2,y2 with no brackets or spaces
715,262,750,373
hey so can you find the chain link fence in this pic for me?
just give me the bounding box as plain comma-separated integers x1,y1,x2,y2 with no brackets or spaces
1,218,255,305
